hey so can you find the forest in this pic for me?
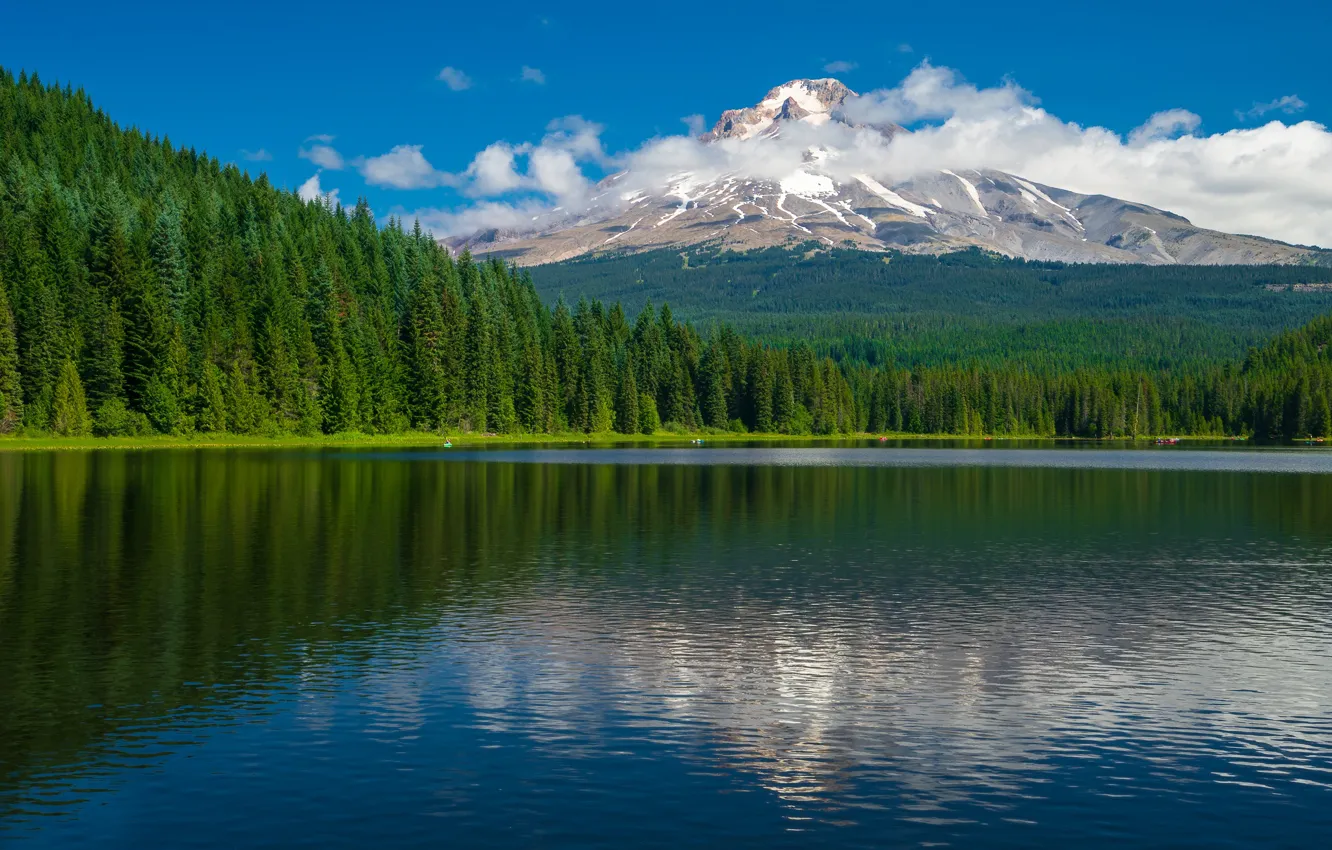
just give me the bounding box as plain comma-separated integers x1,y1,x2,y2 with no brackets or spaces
2,67,1331,442
530,245,1332,369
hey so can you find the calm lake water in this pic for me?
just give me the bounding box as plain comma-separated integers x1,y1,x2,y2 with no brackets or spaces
2,444,1331,848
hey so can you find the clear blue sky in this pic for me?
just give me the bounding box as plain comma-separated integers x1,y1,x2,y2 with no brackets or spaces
4,0,1329,222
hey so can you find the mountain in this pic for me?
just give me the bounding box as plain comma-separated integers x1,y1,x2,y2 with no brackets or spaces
456,79,1327,267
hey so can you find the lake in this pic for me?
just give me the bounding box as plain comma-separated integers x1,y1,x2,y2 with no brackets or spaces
2,444,1331,848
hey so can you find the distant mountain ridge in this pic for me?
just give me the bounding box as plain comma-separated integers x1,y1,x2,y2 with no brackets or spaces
453,78,1329,267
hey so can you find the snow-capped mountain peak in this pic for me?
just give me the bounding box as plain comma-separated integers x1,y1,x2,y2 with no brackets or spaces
703,78,855,141
450,79,1324,268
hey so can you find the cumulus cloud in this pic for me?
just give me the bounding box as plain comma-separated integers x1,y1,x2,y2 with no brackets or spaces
1237,94,1307,121
823,60,857,74
454,116,605,199
299,143,345,170
404,62,1332,247
240,148,272,161
356,144,455,189
297,173,342,208
400,199,557,238
1127,109,1202,145
521,66,546,85
438,66,472,91
842,62,1031,125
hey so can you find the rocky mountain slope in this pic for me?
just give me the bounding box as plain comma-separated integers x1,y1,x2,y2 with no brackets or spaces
453,79,1326,267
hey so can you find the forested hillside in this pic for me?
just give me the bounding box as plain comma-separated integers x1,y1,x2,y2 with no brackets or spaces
530,246,1332,369
1,68,1330,441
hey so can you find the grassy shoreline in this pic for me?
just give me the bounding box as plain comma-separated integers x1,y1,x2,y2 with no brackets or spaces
0,432,1258,452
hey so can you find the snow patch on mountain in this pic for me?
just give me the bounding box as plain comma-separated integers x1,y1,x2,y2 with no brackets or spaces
855,174,929,218
780,171,836,196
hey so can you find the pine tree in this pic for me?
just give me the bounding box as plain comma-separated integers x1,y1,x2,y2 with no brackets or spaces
51,358,91,436
227,356,267,435
1315,393,1332,439
11,223,64,429
638,392,660,435
515,339,545,433
0,274,23,431
122,274,169,410
197,362,228,433
701,342,728,429
150,192,189,321
551,300,583,430
615,354,640,435
404,281,447,430
84,296,126,409
88,204,136,303
320,328,360,434
461,282,493,431
750,353,774,433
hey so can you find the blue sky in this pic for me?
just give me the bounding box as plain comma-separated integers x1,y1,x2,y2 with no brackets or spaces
4,0,1331,243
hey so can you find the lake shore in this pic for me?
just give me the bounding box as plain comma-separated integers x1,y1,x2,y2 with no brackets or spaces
0,431,1255,452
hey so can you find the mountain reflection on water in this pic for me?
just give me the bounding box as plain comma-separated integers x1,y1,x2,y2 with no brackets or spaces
1,448,1330,847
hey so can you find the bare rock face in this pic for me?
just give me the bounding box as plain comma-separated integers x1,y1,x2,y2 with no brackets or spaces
702,78,855,140
775,97,811,122
452,79,1328,267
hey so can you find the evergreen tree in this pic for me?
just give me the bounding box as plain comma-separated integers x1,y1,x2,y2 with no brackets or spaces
198,362,228,433
51,358,91,436
638,392,661,435
83,296,126,410
749,353,773,433
615,354,640,435
701,342,728,429
404,281,447,430
150,192,190,320
0,274,23,431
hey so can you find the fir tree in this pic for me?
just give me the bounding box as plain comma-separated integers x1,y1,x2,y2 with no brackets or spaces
0,274,23,431
51,358,91,436
83,296,125,410
198,362,228,433
615,354,640,435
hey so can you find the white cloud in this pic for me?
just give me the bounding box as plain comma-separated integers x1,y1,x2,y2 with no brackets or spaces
299,143,345,170
240,148,272,162
842,62,1031,125
823,60,857,74
1127,109,1201,145
297,173,342,208
438,66,472,91
399,199,558,238
465,143,527,195
357,144,455,189
681,114,707,136
448,116,606,203
521,66,546,85
898,43,913,53
408,62,1332,247
1237,94,1307,121
305,133,336,144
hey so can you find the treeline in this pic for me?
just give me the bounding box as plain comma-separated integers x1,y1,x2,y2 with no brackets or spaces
530,245,1332,369
1,67,1330,442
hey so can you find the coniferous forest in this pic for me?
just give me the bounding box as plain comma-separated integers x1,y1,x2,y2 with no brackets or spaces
2,68,1332,442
